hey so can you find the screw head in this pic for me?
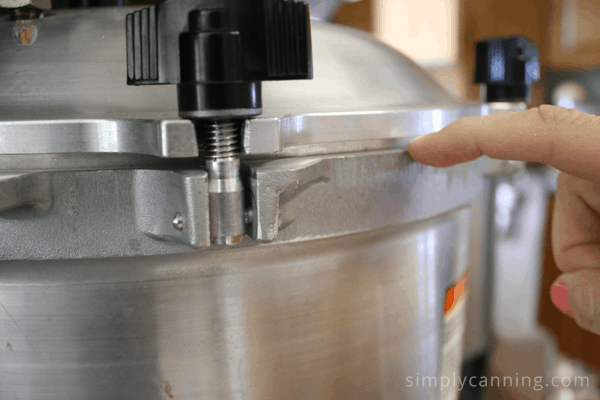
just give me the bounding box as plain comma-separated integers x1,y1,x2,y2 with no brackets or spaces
172,213,184,230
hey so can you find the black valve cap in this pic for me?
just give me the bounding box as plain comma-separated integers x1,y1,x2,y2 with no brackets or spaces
126,0,312,120
179,9,244,84
474,36,540,103
177,8,259,118
126,0,313,86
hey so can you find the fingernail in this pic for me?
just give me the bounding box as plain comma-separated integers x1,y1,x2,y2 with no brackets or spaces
551,274,574,317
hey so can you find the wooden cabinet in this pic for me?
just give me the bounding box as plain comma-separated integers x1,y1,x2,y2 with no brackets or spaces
547,0,600,69
332,0,373,32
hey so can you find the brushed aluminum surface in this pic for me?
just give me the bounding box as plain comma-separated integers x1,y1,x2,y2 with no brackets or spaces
0,8,524,171
0,8,455,121
0,208,470,400
0,149,482,260
0,107,490,170
0,104,525,169
0,7,471,169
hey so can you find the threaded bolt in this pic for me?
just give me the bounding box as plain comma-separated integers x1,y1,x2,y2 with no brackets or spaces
204,119,241,160
202,119,245,245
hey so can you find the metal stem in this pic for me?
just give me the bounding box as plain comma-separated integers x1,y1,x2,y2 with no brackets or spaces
204,119,245,245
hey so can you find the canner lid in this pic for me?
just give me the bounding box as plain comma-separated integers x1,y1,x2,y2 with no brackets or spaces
0,7,526,259
0,7,507,167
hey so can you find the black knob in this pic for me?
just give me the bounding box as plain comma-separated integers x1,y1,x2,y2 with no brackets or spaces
474,36,540,104
177,9,258,119
126,0,313,119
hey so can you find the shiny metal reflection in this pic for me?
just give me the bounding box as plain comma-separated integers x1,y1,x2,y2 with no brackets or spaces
0,206,470,399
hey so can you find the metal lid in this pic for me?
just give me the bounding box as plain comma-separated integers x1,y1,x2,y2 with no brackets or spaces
262,22,461,116
0,7,457,119
0,7,504,169
0,8,527,258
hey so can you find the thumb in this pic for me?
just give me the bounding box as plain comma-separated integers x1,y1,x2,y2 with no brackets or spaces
551,270,600,335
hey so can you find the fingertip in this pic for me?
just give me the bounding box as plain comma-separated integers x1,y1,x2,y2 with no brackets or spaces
551,270,600,335
407,135,478,168
407,133,425,148
406,136,426,161
406,118,484,167
407,134,456,167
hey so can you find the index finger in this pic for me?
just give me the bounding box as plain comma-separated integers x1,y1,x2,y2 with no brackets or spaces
407,105,600,184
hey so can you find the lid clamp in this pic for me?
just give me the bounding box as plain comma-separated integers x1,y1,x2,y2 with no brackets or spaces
126,0,313,245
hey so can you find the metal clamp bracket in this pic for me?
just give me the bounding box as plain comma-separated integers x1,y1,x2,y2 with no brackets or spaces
243,148,487,243
133,169,210,248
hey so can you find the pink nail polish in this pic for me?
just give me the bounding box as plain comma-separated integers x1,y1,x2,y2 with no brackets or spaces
551,280,574,317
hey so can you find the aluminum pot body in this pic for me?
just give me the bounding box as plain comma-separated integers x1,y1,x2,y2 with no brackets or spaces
0,154,482,400
0,208,471,400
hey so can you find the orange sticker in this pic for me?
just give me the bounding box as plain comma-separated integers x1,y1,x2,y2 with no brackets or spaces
445,274,468,314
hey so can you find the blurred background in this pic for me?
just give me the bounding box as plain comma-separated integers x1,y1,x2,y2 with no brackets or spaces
331,0,600,106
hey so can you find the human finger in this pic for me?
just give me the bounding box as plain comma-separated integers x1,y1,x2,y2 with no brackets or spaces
407,105,600,184
552,173,600,272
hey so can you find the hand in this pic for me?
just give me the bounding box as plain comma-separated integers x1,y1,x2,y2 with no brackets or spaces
408,105,600,335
